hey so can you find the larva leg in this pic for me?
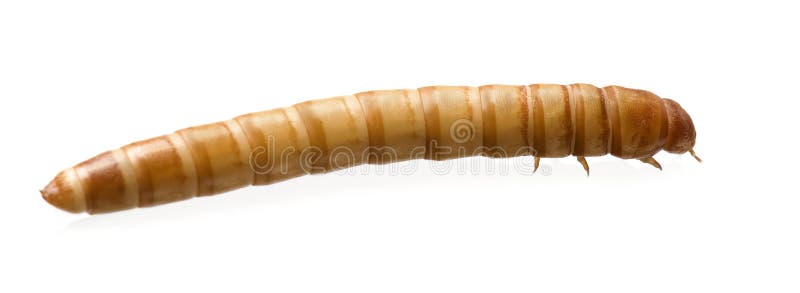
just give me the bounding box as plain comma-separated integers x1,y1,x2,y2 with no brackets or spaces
639,157,662,170
576,156,590,176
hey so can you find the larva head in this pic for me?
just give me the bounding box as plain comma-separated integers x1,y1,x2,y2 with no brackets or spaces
662,98,697,154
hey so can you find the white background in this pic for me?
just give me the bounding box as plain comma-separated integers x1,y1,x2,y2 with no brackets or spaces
1,0,798,292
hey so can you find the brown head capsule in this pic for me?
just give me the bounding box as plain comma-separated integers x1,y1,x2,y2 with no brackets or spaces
662,98,699,159
41,83,699,214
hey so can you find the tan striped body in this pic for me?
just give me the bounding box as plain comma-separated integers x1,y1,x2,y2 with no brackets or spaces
41,84,698,214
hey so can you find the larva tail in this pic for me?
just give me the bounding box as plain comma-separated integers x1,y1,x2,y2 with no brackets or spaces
41,168,86,213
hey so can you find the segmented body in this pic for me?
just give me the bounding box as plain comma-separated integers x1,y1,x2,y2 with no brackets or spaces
41,84,698,214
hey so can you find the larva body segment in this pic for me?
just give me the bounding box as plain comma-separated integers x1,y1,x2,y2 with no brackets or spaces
420,86,484,160
354,89,426,163
570,84,610,157
479,85,531,157
41,84,699,214
293,95,370,173
533,84,574,158
237,107,311,185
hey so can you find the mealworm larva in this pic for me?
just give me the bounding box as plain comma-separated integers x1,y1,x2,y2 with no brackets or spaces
41,84,700,214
